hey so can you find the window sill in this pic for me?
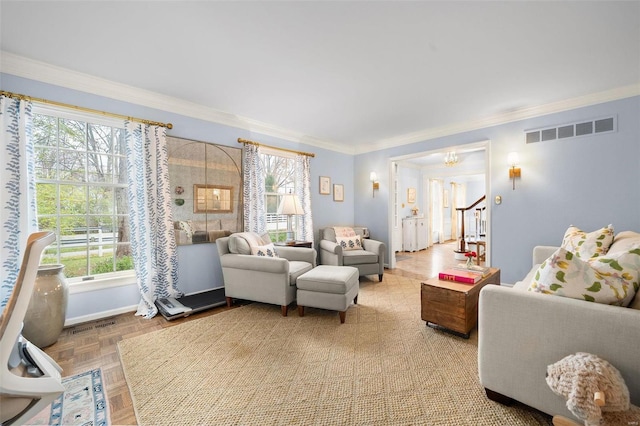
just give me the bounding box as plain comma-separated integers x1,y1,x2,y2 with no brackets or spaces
68,272,137,295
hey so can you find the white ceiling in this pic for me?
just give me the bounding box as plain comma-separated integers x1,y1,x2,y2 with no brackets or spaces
1,1,639,154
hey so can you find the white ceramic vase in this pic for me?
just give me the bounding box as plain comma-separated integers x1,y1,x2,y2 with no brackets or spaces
23,264,69,348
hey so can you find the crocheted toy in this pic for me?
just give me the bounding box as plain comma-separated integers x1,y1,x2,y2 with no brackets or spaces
546,352,640,426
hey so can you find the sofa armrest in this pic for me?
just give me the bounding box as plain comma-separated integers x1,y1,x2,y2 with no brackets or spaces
275,247,317,266
478,285,640,419
220,253,288,274
319,239,343,266
533,245,558,266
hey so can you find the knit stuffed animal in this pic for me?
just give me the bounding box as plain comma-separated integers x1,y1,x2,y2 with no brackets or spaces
546,352,640,426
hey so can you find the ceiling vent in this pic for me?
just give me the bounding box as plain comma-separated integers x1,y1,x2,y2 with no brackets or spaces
525,116,616,144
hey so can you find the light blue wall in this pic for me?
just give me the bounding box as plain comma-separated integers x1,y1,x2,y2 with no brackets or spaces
2,73,354,321
355,95,640,283
4,72,639,319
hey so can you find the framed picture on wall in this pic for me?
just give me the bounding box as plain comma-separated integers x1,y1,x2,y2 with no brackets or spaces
319,176,331,195
407,187,416,204
333,184,344,202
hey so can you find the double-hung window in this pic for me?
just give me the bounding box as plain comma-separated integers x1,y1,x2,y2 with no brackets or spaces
260,149,299,242
32,105,133,283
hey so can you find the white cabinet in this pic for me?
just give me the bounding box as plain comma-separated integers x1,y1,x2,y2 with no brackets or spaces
402,217,427,252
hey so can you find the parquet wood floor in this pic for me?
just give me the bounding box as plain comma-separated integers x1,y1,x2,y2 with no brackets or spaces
42,241,467,425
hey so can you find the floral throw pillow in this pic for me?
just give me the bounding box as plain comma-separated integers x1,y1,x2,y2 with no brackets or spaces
528,246,640,306
177,220,194,240
336,235,363,251
251,243,279,258
560,224,614,259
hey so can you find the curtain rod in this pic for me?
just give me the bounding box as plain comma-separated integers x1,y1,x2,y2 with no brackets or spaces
0,90,173,129
237,138,315,158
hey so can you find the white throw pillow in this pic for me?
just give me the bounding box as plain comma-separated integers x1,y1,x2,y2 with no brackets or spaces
251,243,279,258
336,235,363,251
177,220,194,239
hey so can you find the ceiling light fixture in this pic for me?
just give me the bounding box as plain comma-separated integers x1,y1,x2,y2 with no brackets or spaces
444,151,458,167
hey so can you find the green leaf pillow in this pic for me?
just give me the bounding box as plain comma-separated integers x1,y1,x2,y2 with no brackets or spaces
528,246,640,306
560,224,614,259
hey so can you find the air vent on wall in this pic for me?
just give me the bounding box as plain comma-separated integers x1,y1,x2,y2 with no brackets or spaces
525,116,616,144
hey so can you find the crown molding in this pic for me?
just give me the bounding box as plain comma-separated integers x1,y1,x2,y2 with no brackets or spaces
355,83,640,154
3,51,636,157
0,51,354,155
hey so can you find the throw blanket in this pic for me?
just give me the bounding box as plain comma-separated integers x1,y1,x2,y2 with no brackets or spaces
334,227,356,238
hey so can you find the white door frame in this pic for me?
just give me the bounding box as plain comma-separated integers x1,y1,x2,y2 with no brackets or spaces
388,140,492,267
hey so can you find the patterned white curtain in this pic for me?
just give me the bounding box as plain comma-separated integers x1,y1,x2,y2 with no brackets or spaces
295,154,314,243
242,143,266,234
124,122,180,318
0,96,38,312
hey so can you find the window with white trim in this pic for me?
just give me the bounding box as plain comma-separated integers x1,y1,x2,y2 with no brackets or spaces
260,149,299,242
32,105,133,281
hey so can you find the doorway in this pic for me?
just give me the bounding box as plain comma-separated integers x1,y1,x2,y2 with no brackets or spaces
387,140,491,272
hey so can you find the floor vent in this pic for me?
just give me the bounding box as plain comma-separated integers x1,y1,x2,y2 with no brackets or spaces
525,116,616,144
68,319,117,335
95,320,117,329
69,325,94,335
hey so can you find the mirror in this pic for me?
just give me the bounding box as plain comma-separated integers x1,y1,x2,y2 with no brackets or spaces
194,184,233,213
167,137,243,245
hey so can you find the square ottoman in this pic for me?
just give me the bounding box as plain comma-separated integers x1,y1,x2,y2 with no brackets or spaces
296,265,359,323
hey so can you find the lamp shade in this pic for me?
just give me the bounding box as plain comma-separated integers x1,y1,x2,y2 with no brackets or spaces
507,152,519,166
277,193,304,215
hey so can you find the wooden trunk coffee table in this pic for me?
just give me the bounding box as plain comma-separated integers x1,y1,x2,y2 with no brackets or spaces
421,268,500,338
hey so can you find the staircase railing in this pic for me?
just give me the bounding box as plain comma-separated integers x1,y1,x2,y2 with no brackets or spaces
455,195,486,253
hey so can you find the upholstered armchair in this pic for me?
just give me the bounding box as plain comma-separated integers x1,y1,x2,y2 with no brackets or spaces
319,227,385,281
217,232,316,316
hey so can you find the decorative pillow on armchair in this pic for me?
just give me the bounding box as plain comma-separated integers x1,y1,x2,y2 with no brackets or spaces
251,243,279,258
561,224,614,259
528,246,640,306
336,235,363,251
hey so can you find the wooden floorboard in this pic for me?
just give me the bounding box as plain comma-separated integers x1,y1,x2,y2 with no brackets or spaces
42,241,466,425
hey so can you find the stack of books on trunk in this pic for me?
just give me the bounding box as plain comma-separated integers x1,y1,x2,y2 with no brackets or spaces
439,265,490,284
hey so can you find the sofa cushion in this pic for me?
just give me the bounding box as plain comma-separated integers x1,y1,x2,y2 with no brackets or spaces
342,250,378,266
561,224,614,259
336,235,363,251
288,261,314,285
251,243,279,258
609,231,640,253
528,247,639,306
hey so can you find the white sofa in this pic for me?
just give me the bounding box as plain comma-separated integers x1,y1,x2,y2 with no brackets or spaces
478,231,640,421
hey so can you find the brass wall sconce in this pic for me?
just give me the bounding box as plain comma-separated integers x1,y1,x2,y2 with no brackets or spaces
370,172,379,197
508,152,521,190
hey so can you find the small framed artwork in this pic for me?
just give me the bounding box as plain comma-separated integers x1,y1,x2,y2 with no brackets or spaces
333,184,344,202
407,187,416,204
319,176,331,195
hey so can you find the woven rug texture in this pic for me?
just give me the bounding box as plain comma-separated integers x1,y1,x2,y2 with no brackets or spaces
118,275,551,425
26,368,109,426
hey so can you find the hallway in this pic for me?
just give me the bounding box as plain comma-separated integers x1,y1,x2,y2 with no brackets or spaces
390,240,485,281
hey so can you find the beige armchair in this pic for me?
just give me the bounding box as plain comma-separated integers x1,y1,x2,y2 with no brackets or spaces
319,227,385,281
217,232,316,316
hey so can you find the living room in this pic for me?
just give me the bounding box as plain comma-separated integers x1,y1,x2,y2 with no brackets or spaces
1,1,639,425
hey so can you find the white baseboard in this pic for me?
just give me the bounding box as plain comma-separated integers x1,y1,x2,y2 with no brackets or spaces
64,304,137,327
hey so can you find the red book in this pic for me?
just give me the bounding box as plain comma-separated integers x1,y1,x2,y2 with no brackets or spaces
438,269,481,284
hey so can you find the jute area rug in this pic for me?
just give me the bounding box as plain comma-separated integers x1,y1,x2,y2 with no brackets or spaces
118,275,552,425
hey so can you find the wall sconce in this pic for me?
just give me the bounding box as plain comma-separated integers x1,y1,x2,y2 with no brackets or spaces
370,172,379,197
507,152,521,190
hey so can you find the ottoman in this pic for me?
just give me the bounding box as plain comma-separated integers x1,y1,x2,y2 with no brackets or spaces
296,265,359,323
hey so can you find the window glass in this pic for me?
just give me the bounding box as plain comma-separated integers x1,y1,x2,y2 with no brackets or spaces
33,107,132,280
261,152,298,242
